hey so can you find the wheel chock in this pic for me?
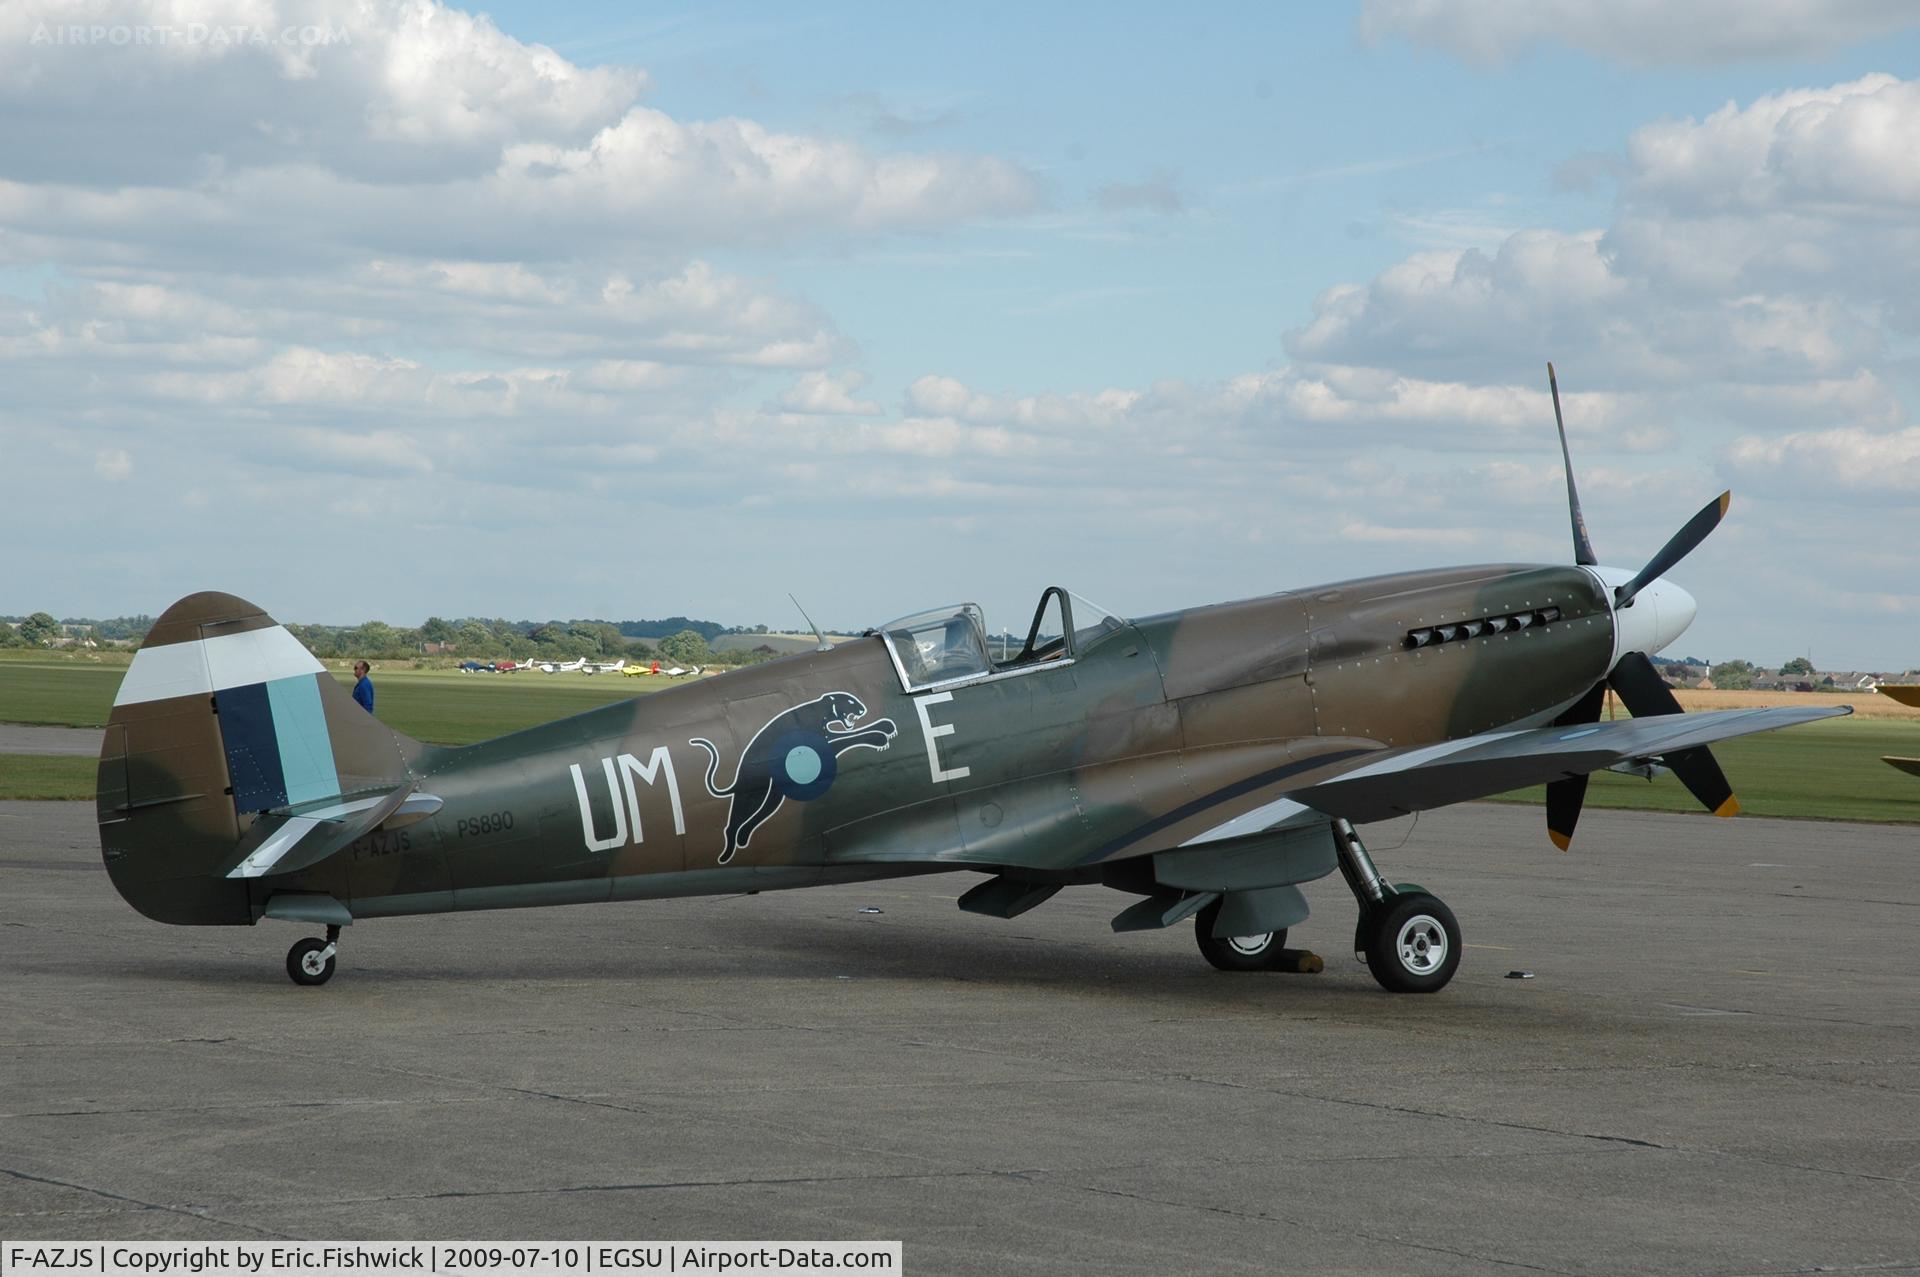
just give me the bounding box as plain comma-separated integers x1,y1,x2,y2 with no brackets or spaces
1278,948,1324,974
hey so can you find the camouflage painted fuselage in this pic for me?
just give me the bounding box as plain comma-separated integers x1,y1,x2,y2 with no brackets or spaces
99,564,1615,927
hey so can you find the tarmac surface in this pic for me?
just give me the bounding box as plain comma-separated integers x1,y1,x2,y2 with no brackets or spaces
1,798,1916,1274
0,724,102,755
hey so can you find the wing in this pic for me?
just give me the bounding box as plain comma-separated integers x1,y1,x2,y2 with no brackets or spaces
1259,704,1850,826
1177,704,1850,844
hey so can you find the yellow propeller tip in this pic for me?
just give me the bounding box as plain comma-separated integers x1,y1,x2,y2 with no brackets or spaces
1713,795,1741,818
1718,491,1732,517
1549,830,1573,852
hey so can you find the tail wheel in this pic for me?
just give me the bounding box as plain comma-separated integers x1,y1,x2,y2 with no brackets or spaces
286,937,336,987
1193,898,1289,972
1363,893,1460,994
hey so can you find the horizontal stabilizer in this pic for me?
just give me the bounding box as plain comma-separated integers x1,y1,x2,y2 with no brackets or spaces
222,787,441,880
1281,705,1850,824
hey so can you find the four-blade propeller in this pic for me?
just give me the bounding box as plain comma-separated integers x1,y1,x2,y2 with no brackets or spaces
1543,363,1739,850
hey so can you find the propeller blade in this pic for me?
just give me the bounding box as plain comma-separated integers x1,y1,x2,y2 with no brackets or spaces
1607,652,1741,818
1546,775,1590,852
1545,680,1607,850
1548,362,1598,567
1614,491,1730,609
1608,648,1684,717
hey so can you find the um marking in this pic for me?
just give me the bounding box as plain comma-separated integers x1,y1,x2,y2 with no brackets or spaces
570,746,687,854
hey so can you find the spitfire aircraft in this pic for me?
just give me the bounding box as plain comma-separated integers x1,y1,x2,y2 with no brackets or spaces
97,366,1847,991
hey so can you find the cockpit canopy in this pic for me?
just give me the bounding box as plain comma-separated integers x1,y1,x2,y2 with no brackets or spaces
875,587,1125,692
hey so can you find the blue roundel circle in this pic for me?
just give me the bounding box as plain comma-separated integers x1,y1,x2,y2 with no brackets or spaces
769,728,837,801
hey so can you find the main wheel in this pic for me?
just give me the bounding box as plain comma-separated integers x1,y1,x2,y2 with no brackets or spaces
286,937,336,987
1193,898,1289,971
1363,893,1460,993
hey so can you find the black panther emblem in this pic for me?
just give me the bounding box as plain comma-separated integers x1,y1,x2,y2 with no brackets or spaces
690,691,898,863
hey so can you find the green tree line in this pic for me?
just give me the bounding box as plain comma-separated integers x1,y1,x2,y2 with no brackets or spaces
1,612,784,668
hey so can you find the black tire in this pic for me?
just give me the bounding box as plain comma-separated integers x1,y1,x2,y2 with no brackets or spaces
1193,898,1288,972
1363,893,1460,993
286,937,336,987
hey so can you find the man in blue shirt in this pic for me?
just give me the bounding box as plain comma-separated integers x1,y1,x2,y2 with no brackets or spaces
352,661,375,715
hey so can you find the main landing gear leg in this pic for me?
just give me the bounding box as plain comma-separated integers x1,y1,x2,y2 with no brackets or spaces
1333,818,1461,994
286,924,340,987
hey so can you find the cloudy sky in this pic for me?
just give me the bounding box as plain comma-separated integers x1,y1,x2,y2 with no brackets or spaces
6,1,1920,667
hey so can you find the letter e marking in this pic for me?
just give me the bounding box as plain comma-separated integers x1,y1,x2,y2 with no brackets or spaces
914,692,970,784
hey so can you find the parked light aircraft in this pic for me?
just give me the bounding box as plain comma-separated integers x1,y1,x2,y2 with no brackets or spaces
623,660,702,677
96,366,1845,989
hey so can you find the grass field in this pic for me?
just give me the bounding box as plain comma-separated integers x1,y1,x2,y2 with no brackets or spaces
347,666,674,744
3,651,1917,822
0,653,672,743
1486,715,1920,826
0,754,95,800
0,656,128,728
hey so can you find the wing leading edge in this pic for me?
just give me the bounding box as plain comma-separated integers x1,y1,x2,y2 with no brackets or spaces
1258,704,1850,827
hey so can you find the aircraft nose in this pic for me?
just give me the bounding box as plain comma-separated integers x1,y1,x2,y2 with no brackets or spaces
1644,577,1698,652
1592,566,1697,663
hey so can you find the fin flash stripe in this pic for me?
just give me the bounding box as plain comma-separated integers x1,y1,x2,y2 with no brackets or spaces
114,626,325,707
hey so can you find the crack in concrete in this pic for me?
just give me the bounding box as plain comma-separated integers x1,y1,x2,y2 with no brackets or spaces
0,1166,294,1239
1715,1263,1920,1277
1159,1072,1674,1150
1054,1178,1581,1275
222,1166,1028,1211
2,1096,501,1120
498,1086,654,1118
1156,1073,1920,1190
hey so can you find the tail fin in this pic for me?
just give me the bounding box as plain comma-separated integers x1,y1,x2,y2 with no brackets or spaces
97,592,422,925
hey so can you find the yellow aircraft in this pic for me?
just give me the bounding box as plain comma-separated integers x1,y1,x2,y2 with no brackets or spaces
622,660,701,678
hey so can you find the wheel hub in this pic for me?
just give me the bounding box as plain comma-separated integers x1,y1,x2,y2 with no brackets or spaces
1395,914,1447,974
1226,933,1272,957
